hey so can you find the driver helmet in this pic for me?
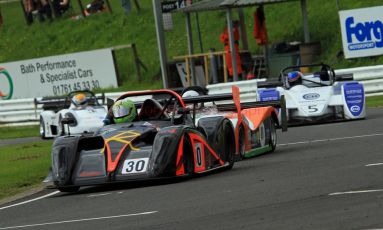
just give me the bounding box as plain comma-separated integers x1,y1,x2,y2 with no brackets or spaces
287,71,303,87
182,90,200,109
72,93,88,106
182,90,199,98
112,99,137,124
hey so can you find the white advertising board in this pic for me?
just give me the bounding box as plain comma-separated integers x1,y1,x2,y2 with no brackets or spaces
0,48,118,100
339,6,383,59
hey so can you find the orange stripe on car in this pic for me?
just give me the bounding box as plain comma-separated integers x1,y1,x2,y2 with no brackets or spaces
242,107,277,130
176,135,185,176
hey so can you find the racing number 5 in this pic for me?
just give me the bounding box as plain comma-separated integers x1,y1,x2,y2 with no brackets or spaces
308,105,318,113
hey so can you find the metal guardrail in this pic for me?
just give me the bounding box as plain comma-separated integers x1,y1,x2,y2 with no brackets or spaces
0,92,121,127
1,65,383,127
335,65,383,96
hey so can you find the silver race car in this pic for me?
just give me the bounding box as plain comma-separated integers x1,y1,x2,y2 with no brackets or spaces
258,63,366,125
36,90,107,138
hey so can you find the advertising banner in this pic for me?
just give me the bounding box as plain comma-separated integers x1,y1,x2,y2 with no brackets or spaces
339,6,383,59
0,48,118,100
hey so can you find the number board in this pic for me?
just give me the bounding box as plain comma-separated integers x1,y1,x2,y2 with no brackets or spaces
194,142,203,168
121,158,149,174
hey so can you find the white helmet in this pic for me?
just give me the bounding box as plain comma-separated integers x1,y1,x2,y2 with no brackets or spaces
182,90,202,109
182,90,199,98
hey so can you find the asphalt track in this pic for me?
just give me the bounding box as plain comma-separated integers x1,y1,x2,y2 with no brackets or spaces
1,108,383,230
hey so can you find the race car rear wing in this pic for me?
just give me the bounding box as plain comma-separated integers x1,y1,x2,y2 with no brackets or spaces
34,92,106,112
182,87,287,132
335,73,354,81
34,96,71,112
257,81,284,88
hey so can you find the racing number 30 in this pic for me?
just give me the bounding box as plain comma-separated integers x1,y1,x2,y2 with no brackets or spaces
122,158,149,174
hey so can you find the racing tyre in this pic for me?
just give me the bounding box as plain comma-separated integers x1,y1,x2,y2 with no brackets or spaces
238,125,246,160
268,118,277,152
223,120,235,169
40,117,48,139
58,186,80,193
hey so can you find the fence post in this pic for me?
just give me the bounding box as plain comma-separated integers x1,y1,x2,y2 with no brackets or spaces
0,6,3,26
131,44,141,81
77,0,86,17
133,0,140,11
105,0,113,13
203,56,208,85
209,48,218,84
223,53,228,83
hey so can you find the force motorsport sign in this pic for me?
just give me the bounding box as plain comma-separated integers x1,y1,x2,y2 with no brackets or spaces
339,6,383,59
0,49,118,100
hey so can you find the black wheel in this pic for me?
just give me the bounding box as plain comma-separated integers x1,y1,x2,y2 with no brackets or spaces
268,118,277,152
183,136,194,178
238,125,245,160
58,186,80,193
39,117,47,139
223,121,235,169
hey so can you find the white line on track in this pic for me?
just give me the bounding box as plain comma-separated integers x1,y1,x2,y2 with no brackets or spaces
87,193,111,198
0,211,158,229
278,133,383,147
365,163,383,167
0,191,60,211
329,189,383,196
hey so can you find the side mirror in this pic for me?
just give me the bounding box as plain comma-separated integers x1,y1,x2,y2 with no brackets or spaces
61,117,76,125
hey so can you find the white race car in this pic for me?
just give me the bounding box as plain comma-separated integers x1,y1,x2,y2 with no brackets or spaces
36,90,107,139
258,63,366,125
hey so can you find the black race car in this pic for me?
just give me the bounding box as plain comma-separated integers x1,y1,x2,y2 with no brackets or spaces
49,89,238,192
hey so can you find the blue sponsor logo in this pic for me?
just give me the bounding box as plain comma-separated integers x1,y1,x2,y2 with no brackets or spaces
350,105,360,113
259,89,280,102
302,93,320,100
345,16,383,51
344,82,364,117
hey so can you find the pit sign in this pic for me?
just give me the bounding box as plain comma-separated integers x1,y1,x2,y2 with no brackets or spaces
339,6,383,59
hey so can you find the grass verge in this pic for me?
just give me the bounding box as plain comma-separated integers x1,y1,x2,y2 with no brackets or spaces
0,125,39,139
0,141,52,200
366,95,383,108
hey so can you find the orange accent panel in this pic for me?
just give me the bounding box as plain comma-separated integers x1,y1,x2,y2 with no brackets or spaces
188,133,224,170
176,136,185,176
106,143,129,173
232,85,242,155
242,107,277,131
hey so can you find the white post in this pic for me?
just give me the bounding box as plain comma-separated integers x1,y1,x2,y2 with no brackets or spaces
152,0,169,88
